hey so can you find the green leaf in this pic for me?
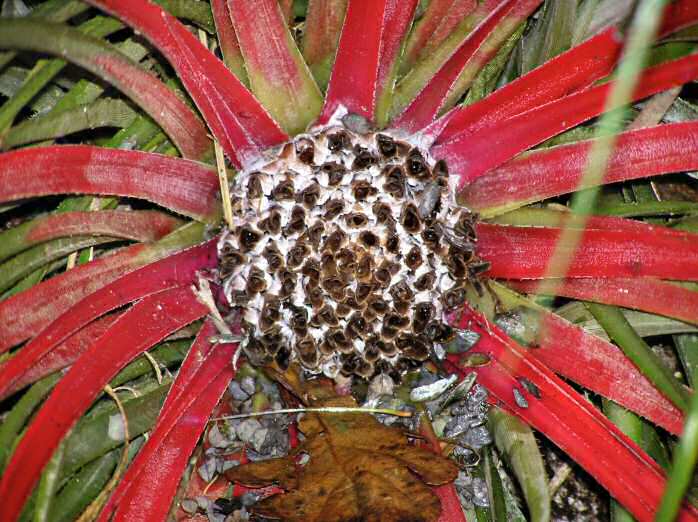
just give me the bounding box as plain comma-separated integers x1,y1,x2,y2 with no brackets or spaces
489,407,550,522
587,302,690,412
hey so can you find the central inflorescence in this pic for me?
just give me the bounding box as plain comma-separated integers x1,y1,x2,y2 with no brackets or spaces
217,125,489,380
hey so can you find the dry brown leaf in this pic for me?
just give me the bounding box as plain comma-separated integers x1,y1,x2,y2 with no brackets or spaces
226,386,458,522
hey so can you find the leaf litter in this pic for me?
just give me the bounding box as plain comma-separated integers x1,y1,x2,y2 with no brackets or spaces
226,380,459,522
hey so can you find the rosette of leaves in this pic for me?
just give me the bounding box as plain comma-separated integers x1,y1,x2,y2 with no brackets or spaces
1,0,698,521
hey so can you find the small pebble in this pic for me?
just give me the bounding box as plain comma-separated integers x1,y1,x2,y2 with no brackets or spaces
240,376,256,396
180,499,198,514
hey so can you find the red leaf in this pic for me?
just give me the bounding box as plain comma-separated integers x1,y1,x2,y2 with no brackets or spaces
0,146,221,222
461,121,698,215
0,240,216,399
0,313,122,399
400,0,477,75
391,0,543,133
447,306,698,522
84,0,287,168
660,0,698,37
319,0,419,125
0,225,207,352
510,277,698,327
476,223,698,280
0,286,209,522
97,321,238,522
430,27,623,145
433,53,698,184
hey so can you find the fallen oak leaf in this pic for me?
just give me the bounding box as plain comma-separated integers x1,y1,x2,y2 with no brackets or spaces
226,392,459,522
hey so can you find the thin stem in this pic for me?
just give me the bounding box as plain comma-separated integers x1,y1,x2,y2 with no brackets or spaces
209,406,413,422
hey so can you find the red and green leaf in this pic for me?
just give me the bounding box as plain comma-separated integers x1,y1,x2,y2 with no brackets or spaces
477,223,698,280
447,306,698,521
228,0,322,135
0,240,216,400
210,0,248,84
97,321,237,521
461,121,698,216
0,18,212,161
301,0,348,90
0,210,182,261
510,277,698,327
391,0,542,132
319,0,419,127
0,146,221,223
430,27,623,145
0,222,206,352
433,53,698,184
0,285,209,522
85,0,288,167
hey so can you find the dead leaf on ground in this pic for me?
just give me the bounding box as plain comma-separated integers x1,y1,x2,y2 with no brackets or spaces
226,384,458,522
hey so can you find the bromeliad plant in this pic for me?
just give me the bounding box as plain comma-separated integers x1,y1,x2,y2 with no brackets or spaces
2,0,698,520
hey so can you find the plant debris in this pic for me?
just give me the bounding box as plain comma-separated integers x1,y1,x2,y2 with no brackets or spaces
226,383,459,522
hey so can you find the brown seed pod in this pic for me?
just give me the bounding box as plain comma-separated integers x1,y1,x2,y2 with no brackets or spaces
385,233,400,254
284,205,306,235
335,302,352,318
327,130,351,152
271,177,295,200
297,337,319,368
443,286,467,310
421,226,441,250
305,283,324,308
364,339,381,363
355,282,373,303
275,345,291,371
287,242,310,269
352,145,378,169
372,201,394,224
323,229,347,253
245,267,267,295
390,280,414,303
346,313,368,339
355,359,374,379
352,179,378,201
262,243,283,272
301,258,321,283
278,269,297,298
423,321,455,343
358,230,379,249
400,203,422,234
323,198,345,220
406,148,429,179
356,253,373,280
305,220,325,247
412,302,434,333
247,172,263,199
258,209,282,235
345,212,369,228
328,328,353,353
386,312,410,330
376,134,397,157
318,161,347,185
298,182,321,208
318,304,339,326
238,226,262,252
414,271,436,292
295,138,315,164
433,159,449,178
392,299,410,315
336,248,357,274
340,353,359,376
383,165,406,198
373,266,391,289
259,296,281,332
405,246,423,270
367,295,389,315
